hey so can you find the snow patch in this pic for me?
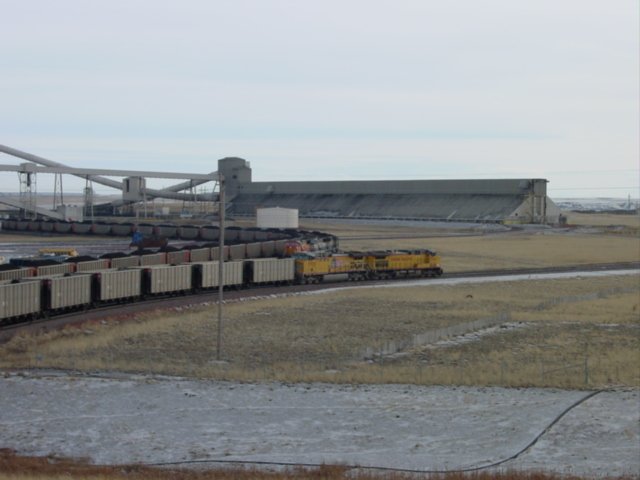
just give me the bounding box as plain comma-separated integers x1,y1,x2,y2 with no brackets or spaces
0,374,637,476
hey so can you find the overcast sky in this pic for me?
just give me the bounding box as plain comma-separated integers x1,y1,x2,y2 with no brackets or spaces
1,0,638,198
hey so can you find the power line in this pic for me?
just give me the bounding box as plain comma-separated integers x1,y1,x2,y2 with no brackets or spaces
144,390,605,475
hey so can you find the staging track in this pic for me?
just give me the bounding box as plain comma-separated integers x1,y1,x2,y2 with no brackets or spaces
1,261,638,341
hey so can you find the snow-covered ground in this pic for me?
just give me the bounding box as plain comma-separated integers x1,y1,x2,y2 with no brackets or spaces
0,372,638,477
553,197,639,212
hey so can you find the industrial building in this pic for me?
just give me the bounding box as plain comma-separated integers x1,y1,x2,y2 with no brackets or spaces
218,158,561,224
0,145,561,225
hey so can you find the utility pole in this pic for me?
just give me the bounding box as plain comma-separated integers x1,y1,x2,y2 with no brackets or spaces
216,176,225,361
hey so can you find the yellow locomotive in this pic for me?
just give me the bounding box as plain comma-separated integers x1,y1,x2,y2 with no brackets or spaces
295,249,442,284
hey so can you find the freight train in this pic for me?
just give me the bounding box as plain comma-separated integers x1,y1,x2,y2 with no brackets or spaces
0,249,441,325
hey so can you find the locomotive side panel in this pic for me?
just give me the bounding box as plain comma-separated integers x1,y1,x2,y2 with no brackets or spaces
295,257,332,278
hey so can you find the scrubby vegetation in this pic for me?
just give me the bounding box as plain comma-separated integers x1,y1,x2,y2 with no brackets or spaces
2,275,637,389
1,449,635,480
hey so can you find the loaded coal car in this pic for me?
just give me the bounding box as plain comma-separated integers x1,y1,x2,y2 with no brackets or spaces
177,225,200,240
135,223,155,236
154,224,178,238
102,253,140,269
10,257,76,277
65,256,111,272
0,280,42,324
15,219,29,231
0,265,35,282
243,258,295,285
52,221,72,233
91,222,112,235
40,221,55,233
47,274,93,311
199,226,220,241
137,251,167,267
229,244,246,260
260,241,276,258
253,229,273,242
140,264,193,296
224,226,241,243
210,246,229,262
20,274,93,314
111,222,134,236
71,221,92,234
182,245,209,263
165,248,190,265
239,228,255,243
274,239,289,257
3,218,17,230
91,269,142,303
245,242,262,259
27,220,40,232
36,263,75,276
192,261,244,290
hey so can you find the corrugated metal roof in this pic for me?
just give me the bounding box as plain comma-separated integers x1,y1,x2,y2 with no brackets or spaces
230,193,524,222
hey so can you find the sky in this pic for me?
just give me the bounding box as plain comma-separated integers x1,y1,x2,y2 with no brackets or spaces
0,0,638,199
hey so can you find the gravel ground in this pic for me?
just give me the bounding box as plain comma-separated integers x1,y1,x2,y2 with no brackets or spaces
0,372,638,477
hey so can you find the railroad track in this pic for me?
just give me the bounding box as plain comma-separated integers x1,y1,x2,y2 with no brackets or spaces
1,261,638,341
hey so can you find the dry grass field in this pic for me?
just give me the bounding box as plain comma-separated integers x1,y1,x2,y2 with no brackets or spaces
353,233,637,272
0,449,616,480
1,213,638,389
2,274,637,389
299,215,639,272
0,214,638,480
0,215,640,388
563,211,639,228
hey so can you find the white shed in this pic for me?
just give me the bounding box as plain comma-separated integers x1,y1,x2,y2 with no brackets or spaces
256,207,299,229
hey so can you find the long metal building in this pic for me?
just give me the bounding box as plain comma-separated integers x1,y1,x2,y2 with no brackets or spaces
219,158,561,224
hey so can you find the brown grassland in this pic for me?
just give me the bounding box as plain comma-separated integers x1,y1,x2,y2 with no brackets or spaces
333,230,639,272
3,448,628,480
1,214,638,480
2,275,638,389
